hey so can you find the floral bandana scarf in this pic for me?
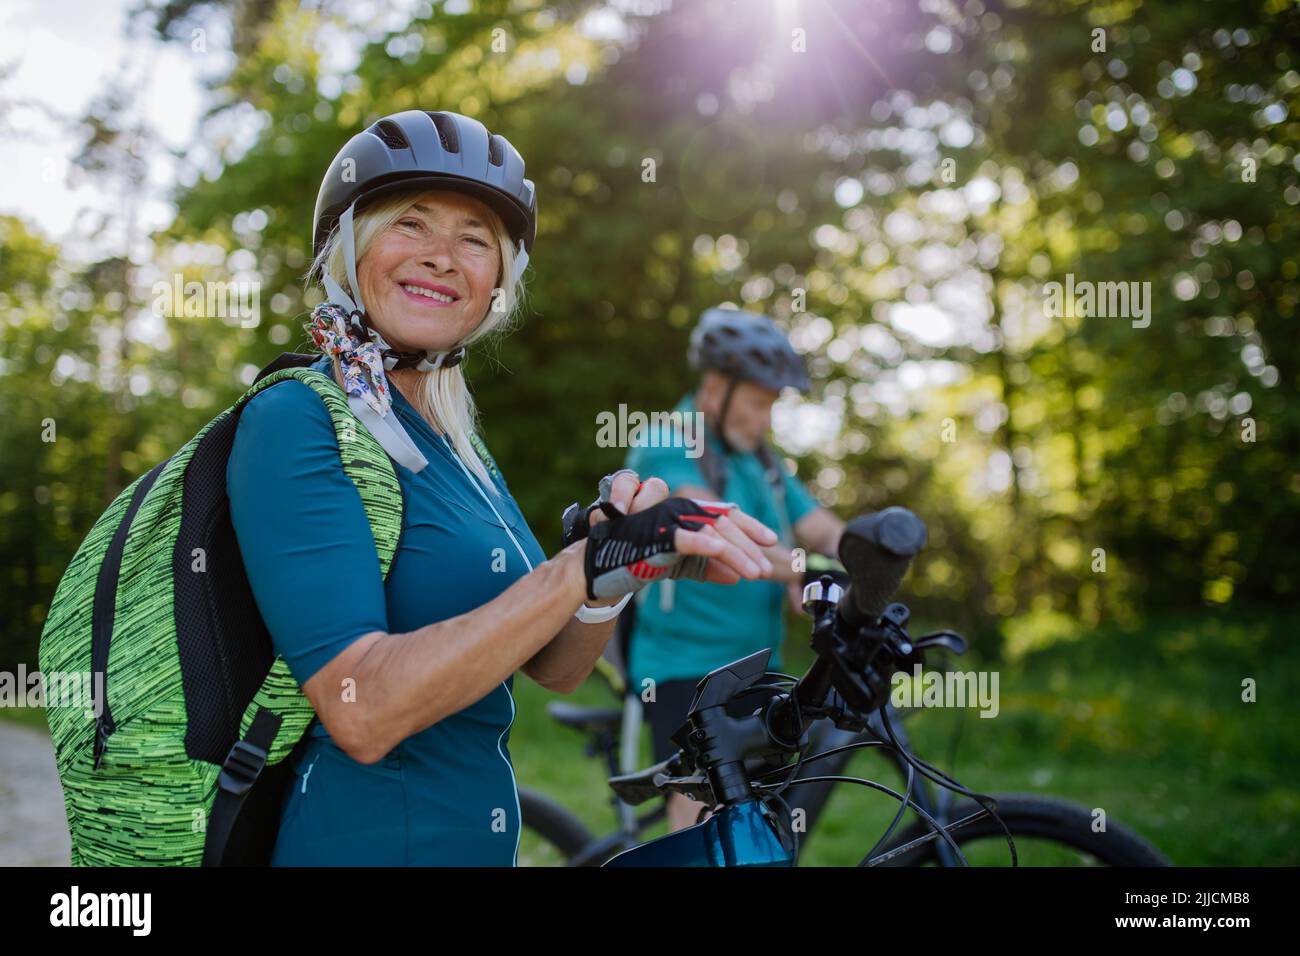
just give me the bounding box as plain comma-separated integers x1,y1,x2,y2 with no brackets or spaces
304,302,393,416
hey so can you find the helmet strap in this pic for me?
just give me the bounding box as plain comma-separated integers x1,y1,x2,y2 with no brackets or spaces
713,377,738,454
320,202,363,316
510,240,529,285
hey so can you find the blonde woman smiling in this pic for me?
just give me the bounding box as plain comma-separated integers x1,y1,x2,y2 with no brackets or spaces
225,109,776,866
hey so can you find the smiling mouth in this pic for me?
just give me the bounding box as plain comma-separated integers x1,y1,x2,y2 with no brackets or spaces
398,282,459,304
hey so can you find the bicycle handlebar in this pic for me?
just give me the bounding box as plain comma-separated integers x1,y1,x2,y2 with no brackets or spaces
608,506,950,809
835,507,928,628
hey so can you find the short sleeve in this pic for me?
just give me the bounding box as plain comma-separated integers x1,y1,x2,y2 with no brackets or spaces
226,380,390,686
779,455,821,527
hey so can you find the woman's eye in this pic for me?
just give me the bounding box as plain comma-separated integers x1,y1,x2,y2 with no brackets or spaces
399,219,422,229
464,235,490,247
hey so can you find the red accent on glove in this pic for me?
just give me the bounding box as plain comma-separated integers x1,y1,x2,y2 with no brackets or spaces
678,513,721,527
628,560,670,581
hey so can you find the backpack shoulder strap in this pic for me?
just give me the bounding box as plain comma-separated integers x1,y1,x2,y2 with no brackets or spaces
667,412,791,544
238,362,404,581
253,352,318,383
467,430,504,484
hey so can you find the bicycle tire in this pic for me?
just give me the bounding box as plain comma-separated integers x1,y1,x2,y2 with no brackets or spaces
517,787,596,865
873,793,1172,867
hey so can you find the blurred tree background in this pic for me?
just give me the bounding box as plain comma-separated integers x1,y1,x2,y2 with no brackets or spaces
4,0,1295,662
1,0,1296,863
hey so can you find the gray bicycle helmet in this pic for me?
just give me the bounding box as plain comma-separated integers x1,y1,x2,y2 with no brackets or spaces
312,109,537,371
688,306,811,394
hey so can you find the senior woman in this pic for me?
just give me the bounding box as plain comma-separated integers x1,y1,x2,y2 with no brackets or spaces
225,109,777,866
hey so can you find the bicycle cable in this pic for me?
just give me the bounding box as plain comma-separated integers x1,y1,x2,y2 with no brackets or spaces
752,710,993,865
770,730,965,866
763,682,806,760
878,706,1018,867
746,703,988,865
757,772,969,865
762,671,802,683
761,787,801,861
863,807,997,866
751,739,896,782
861,748,917,866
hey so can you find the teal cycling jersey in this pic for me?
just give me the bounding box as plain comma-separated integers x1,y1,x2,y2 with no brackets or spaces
624,394,819,687
226,354,546,866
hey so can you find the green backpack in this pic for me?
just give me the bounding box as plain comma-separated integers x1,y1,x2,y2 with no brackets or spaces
38,353,405,866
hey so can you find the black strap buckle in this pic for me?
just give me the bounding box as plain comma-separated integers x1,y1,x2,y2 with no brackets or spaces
217,739,268,797
561,500,586,547
561,496,623,547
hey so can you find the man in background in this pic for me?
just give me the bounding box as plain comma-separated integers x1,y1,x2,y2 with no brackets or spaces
623,305,846,831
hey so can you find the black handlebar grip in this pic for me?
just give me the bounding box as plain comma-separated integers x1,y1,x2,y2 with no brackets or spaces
836,507,928,628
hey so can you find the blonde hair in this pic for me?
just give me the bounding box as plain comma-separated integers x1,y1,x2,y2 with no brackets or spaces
307,188,525,493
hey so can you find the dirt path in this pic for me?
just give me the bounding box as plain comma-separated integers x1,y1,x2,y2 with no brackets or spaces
0,721,72,866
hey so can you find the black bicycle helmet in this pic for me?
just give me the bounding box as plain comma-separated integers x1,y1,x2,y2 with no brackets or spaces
688,306,811,394
311,109,537,371
313,109,536,260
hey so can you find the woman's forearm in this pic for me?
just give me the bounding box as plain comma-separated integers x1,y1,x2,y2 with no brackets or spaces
347,541,589,759
324,482,777,762
522,610,619,693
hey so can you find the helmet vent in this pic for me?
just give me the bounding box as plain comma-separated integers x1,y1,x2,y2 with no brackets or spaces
488,135,505,167
374,121,410,151
429,112,460,153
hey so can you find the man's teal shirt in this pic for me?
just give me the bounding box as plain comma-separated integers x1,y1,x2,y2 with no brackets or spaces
624,394,819,687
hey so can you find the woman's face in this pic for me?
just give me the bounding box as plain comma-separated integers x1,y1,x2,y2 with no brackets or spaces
356,190,502,354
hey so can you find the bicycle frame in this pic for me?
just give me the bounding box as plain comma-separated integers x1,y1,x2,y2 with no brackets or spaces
603,798,792,866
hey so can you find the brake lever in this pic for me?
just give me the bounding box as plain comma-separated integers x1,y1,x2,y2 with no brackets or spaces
912,630,968,656
652,770,713,804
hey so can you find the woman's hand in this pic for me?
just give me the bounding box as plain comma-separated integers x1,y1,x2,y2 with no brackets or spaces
668,500,776,583
587,469,670,523
583,468,776,592
575,470,667,607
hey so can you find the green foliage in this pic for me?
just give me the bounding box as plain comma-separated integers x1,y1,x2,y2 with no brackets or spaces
3,1,1295,674
1,0,1295,866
